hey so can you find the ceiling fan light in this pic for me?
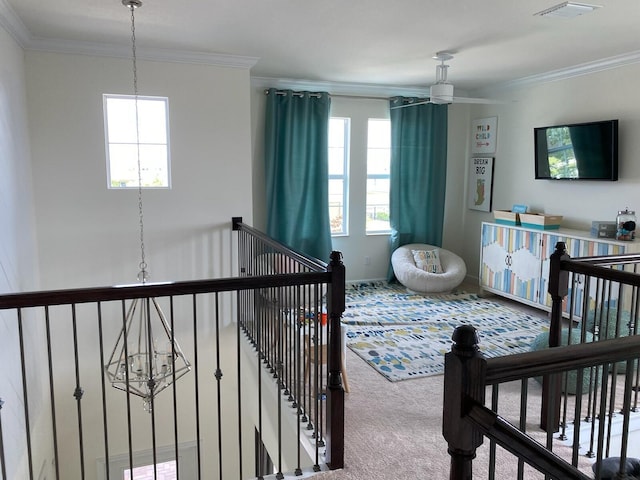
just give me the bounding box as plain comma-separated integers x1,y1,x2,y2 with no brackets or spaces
430,83,454,104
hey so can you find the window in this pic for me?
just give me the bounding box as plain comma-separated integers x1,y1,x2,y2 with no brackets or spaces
366,119,391,233
124,460,176,480
103,94,171,189
97,442,197,480
328,117,350,235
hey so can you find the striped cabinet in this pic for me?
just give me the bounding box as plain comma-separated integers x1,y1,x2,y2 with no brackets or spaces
480,222,542,303
540,231,637,320
480,222,640,315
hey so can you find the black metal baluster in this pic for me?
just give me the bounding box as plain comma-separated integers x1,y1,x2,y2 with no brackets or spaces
618,366,634,476
276,303,284,480
517,380,527,480
192,294,202,480
294,291,302,477
488,384,497,480
257,300,264,480
214,293,224,480
312,299,321,470
235,292,243,480
70,304,86,480
586,364,600,458
603,280,617,459
593,363,611,478
304,315,312,431
43,306,61,480
95,303,110,480
17,308,34,479
315,282,325,467
170,297,180,480
632,285,640,412
145,298,158,480
121,300,134,478
0,397,7,480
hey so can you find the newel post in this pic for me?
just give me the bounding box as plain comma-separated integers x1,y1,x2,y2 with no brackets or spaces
541,241,569,431
443,325,487,480
326,250,345,469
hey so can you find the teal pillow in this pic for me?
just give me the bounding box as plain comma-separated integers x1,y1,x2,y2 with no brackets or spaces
584,307,636,373
584,307,631,339
531,329,598,395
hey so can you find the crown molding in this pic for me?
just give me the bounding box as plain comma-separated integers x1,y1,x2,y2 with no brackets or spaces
256,49,640,99
251,76,427,98
476,50,640,96
25,36,259,69
0,0,258,70
0,0,31,47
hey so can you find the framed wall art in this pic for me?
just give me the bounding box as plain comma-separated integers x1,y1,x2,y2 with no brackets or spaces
471,116,498,155
468,157,494,212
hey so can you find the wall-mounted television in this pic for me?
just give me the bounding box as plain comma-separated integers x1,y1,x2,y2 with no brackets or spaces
534,119,618,181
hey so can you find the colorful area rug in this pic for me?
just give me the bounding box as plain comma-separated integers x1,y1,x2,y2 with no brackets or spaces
344,282,549,381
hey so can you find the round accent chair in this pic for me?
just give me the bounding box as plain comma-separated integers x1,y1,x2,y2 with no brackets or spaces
391,243,467,294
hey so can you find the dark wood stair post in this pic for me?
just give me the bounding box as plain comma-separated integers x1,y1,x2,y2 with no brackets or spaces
443,325,487,480
326,250,345,470
541,241,569,432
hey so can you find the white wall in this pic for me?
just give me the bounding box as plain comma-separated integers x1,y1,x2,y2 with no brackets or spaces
21,50,255,479
0,23,51,480
461,64,640,281
25,51,254,290
441,103,472,269
0,24,38,295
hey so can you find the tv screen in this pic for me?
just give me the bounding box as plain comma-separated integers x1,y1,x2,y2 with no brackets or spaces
534,119,618,180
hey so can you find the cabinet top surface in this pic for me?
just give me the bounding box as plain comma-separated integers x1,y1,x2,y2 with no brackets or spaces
482,221,640,247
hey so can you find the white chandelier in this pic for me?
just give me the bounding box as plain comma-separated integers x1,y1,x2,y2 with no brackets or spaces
104,0,190,412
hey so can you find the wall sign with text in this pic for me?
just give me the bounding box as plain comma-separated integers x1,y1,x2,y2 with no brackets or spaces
471,116,498,154
468,157,495,212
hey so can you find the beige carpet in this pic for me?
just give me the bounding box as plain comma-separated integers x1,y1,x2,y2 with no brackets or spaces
315,335,595,479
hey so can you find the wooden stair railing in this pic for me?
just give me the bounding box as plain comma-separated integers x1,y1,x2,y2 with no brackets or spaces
443,326,640,479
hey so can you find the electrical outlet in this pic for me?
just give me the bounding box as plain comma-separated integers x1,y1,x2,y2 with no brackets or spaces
364,256,371,266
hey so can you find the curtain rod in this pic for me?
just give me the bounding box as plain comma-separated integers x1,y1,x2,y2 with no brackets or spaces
264,89,392,101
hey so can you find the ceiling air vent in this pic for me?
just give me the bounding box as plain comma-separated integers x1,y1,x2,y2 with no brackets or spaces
535,2,601,18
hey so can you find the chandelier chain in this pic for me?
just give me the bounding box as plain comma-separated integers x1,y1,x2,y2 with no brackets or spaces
106,0,192,413
129,4,148,281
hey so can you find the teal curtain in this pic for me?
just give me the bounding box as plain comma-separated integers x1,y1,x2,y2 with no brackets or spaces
569,126,607,179
264,89,333,262
388,97,448,279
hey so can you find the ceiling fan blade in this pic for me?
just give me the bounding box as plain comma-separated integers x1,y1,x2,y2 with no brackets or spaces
390,96,504,109
451,96,504,104
389,99,431,110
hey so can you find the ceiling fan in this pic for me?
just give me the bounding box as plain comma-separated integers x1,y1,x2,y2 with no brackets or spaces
392,52,500,109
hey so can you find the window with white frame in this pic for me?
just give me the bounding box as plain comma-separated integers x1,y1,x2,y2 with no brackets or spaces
103,94,171,189
97,442,197,480
328,117,350,235
366,119,391,233
124,460,176,480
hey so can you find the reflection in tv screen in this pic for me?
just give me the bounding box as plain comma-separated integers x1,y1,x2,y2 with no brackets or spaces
534,120,618,181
